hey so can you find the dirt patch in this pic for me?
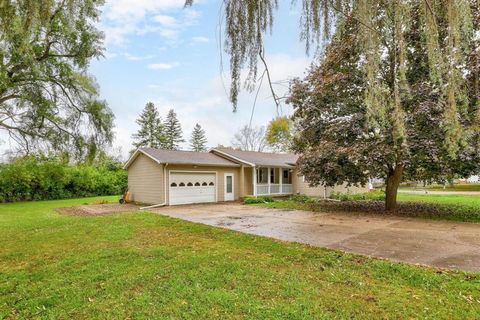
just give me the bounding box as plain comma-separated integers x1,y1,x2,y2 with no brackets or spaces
56,204,140,216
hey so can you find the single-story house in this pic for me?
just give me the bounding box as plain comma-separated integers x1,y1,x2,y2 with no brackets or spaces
124,147,367,205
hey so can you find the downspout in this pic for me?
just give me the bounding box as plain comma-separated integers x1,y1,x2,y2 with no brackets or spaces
140,162,168,210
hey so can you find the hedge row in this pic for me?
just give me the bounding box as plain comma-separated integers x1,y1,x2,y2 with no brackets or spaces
0,158,127,202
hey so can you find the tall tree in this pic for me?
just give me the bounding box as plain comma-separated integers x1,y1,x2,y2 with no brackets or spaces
186,0,478,116
131,102,166,149
163,109,184,150
232,125,267,151
288,7,480,211
190,123,208,152
0,0,114,159
266,116,293,152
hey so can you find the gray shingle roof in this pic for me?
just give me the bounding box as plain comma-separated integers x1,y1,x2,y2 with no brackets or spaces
212,149,299,167
139,148,239,167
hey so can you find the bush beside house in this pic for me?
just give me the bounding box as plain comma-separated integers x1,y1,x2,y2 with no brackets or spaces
0,157,127,202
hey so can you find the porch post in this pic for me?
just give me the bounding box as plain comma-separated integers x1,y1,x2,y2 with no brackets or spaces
279,168,283,194
267,167,271,194
253,166,257,196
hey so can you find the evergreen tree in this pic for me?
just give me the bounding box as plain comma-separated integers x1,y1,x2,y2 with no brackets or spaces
164,109,185,150
131,102,166,149
190,123,208,152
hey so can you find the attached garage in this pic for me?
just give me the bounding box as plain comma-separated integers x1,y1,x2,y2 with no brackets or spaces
169,172,216,205
125,148,241,205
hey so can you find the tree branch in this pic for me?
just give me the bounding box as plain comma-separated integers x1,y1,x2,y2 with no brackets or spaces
259,47,281,111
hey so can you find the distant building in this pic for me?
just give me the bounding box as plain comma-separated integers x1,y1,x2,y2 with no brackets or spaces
467,175,479,183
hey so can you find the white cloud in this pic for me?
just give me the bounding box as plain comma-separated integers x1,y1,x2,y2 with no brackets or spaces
191,36,210,43
124,53,154,61
101,0,201,46
153,14,178,27
147,62,179,70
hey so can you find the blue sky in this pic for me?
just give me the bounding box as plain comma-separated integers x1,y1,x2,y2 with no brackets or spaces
92,0,312,159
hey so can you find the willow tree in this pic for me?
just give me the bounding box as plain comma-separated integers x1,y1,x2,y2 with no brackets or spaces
187,0,479,210
0,0,113,159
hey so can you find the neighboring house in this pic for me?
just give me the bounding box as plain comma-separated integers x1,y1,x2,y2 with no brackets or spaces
467,175,479,183
124,147,367,205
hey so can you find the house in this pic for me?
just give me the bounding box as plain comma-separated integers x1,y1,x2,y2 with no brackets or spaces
124,147,367,205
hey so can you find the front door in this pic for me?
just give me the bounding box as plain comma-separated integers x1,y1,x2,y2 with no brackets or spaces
224,173,234,201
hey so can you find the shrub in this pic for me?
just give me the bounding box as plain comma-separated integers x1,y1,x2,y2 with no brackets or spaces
243,196,275,204
289,194,316,203
0,157,127,202
330,190,385,201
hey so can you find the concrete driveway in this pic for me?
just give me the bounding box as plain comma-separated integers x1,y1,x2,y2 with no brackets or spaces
148,203,480,272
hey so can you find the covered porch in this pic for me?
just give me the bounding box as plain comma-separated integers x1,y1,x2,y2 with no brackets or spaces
252,166,293,196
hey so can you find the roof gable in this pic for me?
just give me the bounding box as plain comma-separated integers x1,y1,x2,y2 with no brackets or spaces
124,148,240,169
211,148,298,167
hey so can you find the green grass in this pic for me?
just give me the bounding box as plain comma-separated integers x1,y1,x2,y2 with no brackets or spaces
1,197,480,319
397,193,480,207
400,184,480,192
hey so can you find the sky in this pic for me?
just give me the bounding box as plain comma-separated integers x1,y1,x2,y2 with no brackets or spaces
92,0,312,160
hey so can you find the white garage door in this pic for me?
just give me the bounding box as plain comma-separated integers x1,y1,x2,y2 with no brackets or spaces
169,172,216,205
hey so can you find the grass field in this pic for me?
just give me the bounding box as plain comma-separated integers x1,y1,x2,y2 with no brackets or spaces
397,193,480,207
1,197,480,319
400,184,480,192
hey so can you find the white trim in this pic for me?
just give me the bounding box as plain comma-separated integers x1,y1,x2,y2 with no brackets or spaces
279,168,283,194
267,167,271,194
224,172,234,201
209,149,255,167
123,149,161,169
168,170,218,205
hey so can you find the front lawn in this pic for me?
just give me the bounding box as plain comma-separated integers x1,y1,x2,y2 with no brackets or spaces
1,197,479,319
400,184,480,192
397,193,480,207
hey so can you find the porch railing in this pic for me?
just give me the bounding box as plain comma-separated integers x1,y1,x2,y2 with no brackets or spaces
256,184,293,195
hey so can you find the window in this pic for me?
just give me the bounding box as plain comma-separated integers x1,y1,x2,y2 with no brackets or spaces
170,182,177,187
283,169,292,184
194,182,200,186
226,176,233,193
187,182,193,186
270,168,275,183
209,182,214,186
179,182,185,187
256,168,268,184
202,182,208,186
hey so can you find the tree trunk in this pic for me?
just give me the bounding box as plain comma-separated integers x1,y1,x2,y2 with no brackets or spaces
385,165,404,212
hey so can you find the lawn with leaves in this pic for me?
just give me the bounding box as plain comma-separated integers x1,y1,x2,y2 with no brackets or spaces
1,197,479,319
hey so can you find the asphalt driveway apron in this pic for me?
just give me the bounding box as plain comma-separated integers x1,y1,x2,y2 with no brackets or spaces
148,203,480,272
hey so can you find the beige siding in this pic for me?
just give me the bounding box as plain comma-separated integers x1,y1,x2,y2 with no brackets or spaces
128,154,164,204
166,165,240,203
293,170,368,198
243,167,253,196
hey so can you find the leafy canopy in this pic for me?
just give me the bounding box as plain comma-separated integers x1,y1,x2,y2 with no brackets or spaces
0,0,114,159
288,3,480,210
266,116,292,152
